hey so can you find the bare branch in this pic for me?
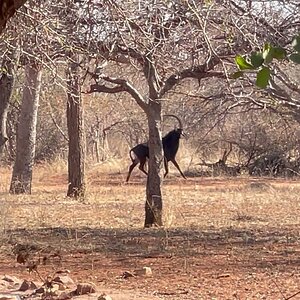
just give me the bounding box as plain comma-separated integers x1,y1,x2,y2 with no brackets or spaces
84,83,126,94
85,74,148,111
159,65,225,98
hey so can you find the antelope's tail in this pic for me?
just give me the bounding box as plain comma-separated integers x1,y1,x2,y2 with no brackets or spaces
129,150,136,162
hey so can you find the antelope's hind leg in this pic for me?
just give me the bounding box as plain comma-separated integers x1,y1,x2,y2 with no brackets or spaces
139,157,148,176
126,159,139,182
164,157,169,178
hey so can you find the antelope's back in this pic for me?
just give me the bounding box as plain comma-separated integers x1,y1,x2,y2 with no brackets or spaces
131,143,149,159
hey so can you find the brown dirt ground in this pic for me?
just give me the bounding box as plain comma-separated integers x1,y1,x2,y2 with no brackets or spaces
0,166,300,299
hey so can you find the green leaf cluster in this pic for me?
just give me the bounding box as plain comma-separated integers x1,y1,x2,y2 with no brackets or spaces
233,34,300,89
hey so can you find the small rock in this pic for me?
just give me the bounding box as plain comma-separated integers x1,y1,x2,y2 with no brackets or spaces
98,293,113,300
75,283,96,295
134,267,152,277
53,275,74,288
19,280,37,291
121,271,135,279
2,275,21,285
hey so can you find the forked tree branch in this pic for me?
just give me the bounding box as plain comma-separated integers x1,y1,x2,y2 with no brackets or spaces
85,74,148,111
159,69,225,98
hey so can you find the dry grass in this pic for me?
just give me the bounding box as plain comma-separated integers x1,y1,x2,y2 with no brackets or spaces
0,161,300,299
1,165,299,230
1,161,300,233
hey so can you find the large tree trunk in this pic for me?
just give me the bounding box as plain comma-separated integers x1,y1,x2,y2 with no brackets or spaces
144,102,164,227
0,0,27,34
0,49,18,153
0,69,13,151
66,54,86,198
10,64,42,194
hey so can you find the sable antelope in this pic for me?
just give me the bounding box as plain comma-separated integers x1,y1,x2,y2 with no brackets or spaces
126,115,186,182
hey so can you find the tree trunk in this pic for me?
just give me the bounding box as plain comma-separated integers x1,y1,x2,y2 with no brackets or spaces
101,129,109,161
0,0,27,34
10,64,42,194
0,51,18,153
144,102,164,227
66,54,86,198
0,72,13,151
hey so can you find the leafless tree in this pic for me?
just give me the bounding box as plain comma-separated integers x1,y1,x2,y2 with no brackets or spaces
6,2,62,193
2,0,90,197
10,62,42,194
83,1,232,227
66,53,86,198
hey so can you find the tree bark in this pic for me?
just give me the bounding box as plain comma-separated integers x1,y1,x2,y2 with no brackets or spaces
66,54,86,198
0,67,13,151
0,0,27,34
144,101,164,227
10,64,42,194
0,46,19,153
85,77,165,226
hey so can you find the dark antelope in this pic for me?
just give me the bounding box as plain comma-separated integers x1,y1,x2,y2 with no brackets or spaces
126,115,186,182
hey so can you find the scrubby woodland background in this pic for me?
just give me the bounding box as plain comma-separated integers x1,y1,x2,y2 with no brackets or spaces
0,2,300,299
0,0,300,181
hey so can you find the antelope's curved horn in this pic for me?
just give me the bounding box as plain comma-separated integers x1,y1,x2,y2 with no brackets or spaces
163,114,183,129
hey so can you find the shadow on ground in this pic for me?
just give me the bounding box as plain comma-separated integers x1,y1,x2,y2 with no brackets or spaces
3,225,300,271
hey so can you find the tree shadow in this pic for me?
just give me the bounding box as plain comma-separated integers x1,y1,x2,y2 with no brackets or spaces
4,225,300,271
